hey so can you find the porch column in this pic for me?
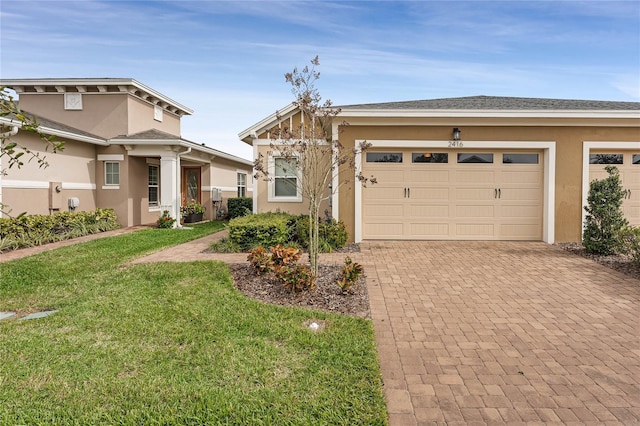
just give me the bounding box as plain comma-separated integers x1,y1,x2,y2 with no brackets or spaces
160,153,179,226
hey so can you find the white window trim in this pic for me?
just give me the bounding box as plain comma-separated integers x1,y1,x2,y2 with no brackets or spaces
354,140,556,244
267,153,302,202
148,164,160,208
581,141,640,232
237,171,247,198
104,161,120,187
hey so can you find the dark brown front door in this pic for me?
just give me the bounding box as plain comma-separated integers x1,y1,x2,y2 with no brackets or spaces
182,167,201,204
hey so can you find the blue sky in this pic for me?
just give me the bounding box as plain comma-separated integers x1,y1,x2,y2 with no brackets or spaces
2,0,638,160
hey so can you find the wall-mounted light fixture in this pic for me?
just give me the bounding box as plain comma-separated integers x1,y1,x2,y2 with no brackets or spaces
452,127,461,141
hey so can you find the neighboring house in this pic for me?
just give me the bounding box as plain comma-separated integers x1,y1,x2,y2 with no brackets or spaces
0,78,252,226
239,96,640,243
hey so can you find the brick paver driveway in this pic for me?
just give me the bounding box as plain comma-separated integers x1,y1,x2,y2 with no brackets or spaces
359,241,639,425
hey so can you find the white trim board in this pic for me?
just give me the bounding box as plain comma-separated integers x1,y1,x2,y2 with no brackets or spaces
581,141,640,233
354,140,556,244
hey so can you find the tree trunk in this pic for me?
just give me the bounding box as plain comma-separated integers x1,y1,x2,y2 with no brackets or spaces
308,198,320,280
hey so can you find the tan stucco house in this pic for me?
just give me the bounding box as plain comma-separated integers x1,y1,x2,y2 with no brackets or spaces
0,78,252,226
240,96,639,243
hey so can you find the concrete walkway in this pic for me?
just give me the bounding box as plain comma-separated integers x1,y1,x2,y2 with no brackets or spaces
359,241,639,425
3,231,639,424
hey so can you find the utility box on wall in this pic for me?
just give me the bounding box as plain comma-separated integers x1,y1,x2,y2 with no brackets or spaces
211,188,222,202
49,181,62,213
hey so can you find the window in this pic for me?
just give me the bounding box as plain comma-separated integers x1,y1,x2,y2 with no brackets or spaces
457,153,493,163
105,162,120,185
632,154,640,165
237,172,247,197
148,165,159,207
503,153,539,164
589,154,623,164
366,152,403,163
412,153,448,163
268,156,300,201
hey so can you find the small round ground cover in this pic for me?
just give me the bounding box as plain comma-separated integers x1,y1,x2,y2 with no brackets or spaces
228,264,370,318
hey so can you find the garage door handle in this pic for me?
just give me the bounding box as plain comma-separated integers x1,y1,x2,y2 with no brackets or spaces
498,188,501,199
494,188,497,199
408,188,410,198
404,188,407,198
627,189,631,199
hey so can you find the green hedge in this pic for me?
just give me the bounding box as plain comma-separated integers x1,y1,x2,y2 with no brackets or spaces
227,212,293,251
227,197,253,220
290,215,349,252
0,209,120,252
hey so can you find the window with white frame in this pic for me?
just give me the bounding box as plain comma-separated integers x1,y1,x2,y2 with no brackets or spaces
269,155,301,201
148,165,159,207
237,172,247,198
105,162,120,185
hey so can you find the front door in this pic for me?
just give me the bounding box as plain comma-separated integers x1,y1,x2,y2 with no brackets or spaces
182,167,201,204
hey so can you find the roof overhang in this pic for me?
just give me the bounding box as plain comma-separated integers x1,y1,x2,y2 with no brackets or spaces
238,103,298,144
337,108,640,120
0,78,194,117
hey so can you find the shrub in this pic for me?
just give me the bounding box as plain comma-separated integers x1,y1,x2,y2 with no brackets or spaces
291,215,349,252
583,166,629,255
0,209,120,252
227,197,253,220
270,244,302,270
228,212,294,251
247,246,275,275
156,210,176,228
620,226,640,266
337,256,364,294
277,264,315,292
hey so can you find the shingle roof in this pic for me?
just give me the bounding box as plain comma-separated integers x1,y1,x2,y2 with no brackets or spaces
3,111,105,141
338,96,640,111
115,129,180,140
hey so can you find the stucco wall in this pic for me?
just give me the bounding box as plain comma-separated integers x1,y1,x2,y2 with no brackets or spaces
128,96,181,136
17,92,129,138
1,131,97,216
95,145,130,226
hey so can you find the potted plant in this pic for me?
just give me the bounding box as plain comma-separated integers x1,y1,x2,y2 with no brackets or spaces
181,199,206,223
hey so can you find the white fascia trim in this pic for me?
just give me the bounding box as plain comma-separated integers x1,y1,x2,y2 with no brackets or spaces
354,140,556,244
2,180,49,189
253,142,259,213
238,103,298,143
338,109,640,120
581,141,640,234
0,117,108,146
98,154,124,161
331,121,340,221
62,182,96,190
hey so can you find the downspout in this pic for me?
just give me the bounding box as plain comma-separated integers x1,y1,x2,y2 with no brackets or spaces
0,125,20,218
174,146,191,228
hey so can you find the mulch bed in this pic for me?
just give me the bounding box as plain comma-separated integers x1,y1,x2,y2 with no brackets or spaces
557,242,640,280
228,258,371,319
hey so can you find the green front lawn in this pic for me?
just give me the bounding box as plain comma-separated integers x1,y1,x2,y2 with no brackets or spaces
0,222,387,425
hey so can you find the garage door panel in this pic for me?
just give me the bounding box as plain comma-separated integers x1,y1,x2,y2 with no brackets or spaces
500,188,541,201
500,204,541,219
407,169,449,183
455,170,496,184
501,170,542,184
364,187,404,200
364,222,404,238
499,224,541,239
364,203,404,217
456,223,495,237
456,205,494,218
370,169,405,184
409,204,449,218
410,187,450,201
456,187,494,201
409,222,449,237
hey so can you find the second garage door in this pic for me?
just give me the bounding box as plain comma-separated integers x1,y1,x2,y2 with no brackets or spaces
362,150,543,240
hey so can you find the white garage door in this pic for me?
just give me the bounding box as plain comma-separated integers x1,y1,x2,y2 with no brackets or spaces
362,150,543,240
588,151,640,227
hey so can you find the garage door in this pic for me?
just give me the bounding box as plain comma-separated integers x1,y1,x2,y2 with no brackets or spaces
588,151,640,226
362,150,543,240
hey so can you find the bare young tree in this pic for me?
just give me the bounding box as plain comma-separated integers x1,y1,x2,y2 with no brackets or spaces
1,87,65,216
253,56,375,278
